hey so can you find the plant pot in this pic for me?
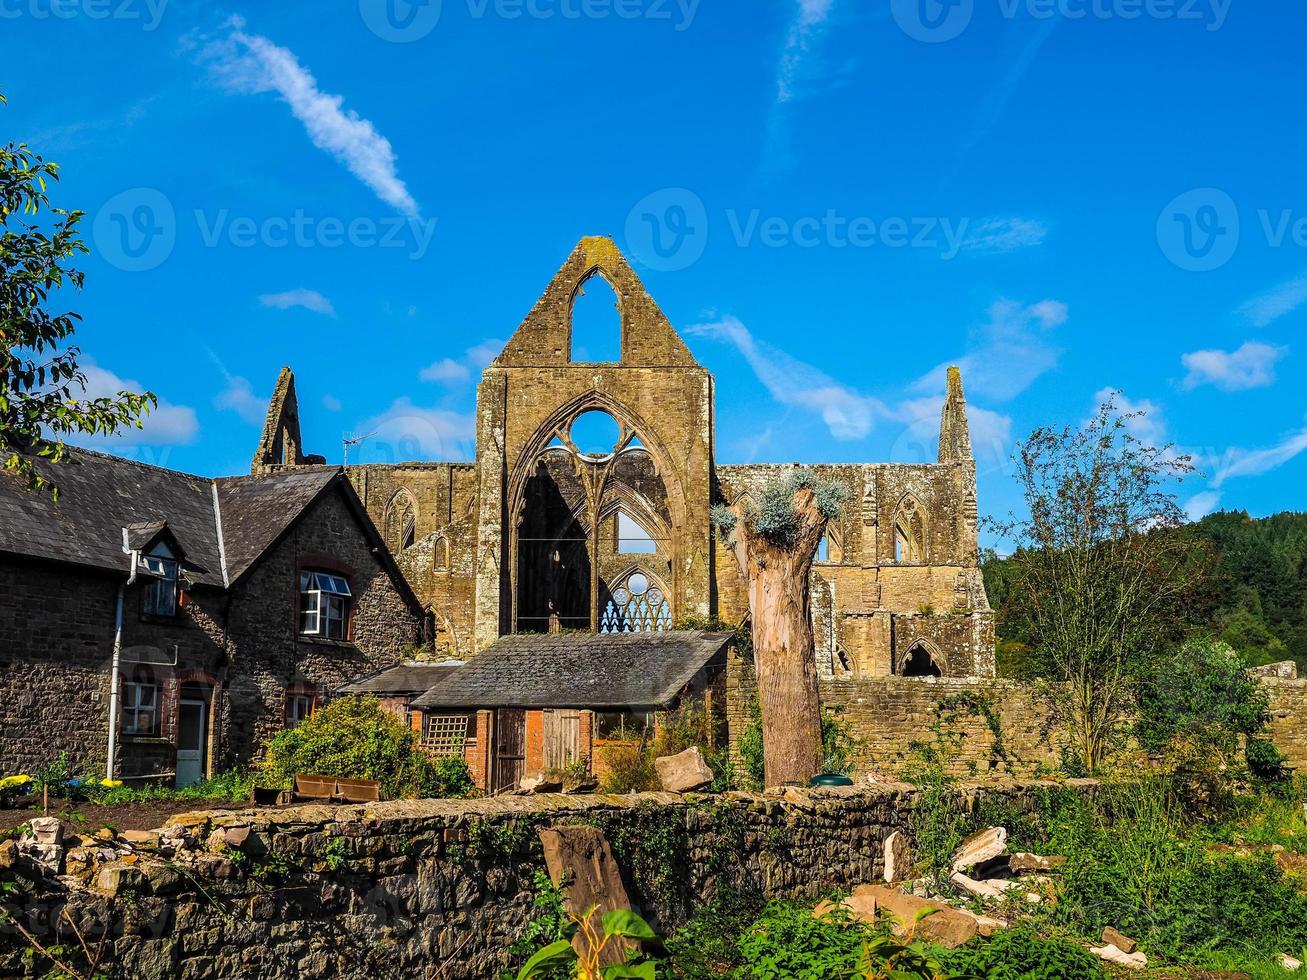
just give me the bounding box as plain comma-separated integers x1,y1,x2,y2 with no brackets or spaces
809,774,854,787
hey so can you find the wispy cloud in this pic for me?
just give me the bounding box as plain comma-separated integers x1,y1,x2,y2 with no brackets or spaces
959,217,1049,254
214,375,267,425
75,362,199,446
775,0,836,105
322,394,343,412
419,339,504,385
1240,272,1307,327
201,16,419,217
1184,422,1307,519
259,288,336,317
419,358,469,384
688,315,883,439
913,298,1067,403
1182,341,1286,392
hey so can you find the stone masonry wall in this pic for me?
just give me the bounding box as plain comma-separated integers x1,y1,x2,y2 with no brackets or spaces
725,646,1307,781
0,784,1061,980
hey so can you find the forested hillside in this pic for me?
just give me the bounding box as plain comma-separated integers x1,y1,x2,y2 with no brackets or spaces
983,510,1307,676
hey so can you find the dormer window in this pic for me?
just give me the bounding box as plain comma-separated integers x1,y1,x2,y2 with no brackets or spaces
300,570,352,640
142,543,179,616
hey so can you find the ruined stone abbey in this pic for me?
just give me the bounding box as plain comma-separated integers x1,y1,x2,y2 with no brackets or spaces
254,237,995,679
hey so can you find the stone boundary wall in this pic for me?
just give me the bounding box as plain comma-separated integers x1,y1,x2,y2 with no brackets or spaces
0,784,1061,980
727,648,1307,779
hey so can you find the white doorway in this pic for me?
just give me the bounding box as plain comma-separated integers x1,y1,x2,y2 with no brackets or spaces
176,687,210,788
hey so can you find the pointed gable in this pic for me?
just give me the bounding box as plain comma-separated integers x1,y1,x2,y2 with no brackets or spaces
937,366,973,464
494,236,698,368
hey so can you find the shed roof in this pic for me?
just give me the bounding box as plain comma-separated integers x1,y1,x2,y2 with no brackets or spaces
338,663,464,696
410,631,732,710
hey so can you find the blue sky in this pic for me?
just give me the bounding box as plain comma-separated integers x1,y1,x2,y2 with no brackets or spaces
5,0,1306,537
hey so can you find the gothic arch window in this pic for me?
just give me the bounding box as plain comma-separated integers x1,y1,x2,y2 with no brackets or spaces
901,642,942,678
433,535,451,571
600,570,672,634
569,271,622,363
817,529,843,563
568,409,623,458
384,489,418,554
893,496,926,563
615,510,657,555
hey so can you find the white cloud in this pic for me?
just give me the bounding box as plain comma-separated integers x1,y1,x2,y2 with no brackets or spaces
775,0,835,104
1240,273,1307,327
419,339,505,385
322,394,343,412
1209,426,1307,489
1182,341,1286,392
75,363,199,446
688,315,883,439
259,289,336,317
213,375,268,425
202,17,419,217
419,358,470,384
1183,490,1223,521
959,217,1049,254
353,398,476,463
913,298,1067,403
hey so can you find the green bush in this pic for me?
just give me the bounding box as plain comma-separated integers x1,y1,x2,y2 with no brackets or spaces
935,925,1103,980
260,696,474,799
731,901,881,979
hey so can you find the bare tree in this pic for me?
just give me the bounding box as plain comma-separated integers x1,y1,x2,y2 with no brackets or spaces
713,470,847,786
990,394,1203,773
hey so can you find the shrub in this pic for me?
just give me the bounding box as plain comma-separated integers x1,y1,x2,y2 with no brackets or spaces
935,925,1103,980
261,696,474,799
737,695,766,791
732,901,881,979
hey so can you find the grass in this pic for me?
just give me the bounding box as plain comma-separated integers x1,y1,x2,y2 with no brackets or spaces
81,771,253,806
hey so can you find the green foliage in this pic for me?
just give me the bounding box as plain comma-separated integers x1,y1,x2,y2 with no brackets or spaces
731,901,881,979
658,888,763,979
504,871,571,980
818,707,860,777
515,906,660,980
934,925,1102,980
1136,638,1271,756
1,92,156,497
260,696,475,800
748,470,849,548
83,771,253,806
597,698,735,794
737,695,766,791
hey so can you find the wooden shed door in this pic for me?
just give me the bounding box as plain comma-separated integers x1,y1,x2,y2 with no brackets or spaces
542,709,580,771
493,709,527,792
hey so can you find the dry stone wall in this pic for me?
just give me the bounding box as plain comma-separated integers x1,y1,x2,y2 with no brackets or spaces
0,784,1062,980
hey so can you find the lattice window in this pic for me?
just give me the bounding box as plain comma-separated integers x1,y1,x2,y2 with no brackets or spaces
600,571,672,634
423,714,470,757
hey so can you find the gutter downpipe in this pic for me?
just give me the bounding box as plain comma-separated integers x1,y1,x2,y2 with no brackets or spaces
108,529,140,780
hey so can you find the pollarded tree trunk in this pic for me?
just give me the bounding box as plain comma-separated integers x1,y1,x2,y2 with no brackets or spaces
728,487,827,787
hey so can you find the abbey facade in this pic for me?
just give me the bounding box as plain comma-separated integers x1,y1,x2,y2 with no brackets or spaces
254,238,995,680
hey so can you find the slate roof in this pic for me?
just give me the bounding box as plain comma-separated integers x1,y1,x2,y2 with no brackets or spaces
411,631,733,710
0,450,398,597
338,663,464,696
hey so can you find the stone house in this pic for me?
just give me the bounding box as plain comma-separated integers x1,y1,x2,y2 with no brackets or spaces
408,631,730,791
0,451,422,785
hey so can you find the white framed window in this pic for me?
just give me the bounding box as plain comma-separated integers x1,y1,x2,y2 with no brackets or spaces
142,543,179,616
285,691,314,728
299,571,352,640
122,680,159,736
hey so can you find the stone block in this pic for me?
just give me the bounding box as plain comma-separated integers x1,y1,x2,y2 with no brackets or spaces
654,747,714,793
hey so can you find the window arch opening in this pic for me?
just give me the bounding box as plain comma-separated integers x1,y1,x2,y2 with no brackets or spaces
569,409,623,458
616,510,657,555
600,570,671,634
569,273,622,363
902,645,942,677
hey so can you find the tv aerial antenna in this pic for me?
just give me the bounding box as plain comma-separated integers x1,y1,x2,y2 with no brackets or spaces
342,430,377,469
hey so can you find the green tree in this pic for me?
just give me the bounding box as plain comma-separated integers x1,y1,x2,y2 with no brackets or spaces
989,394,1205,773
1,93,155,497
